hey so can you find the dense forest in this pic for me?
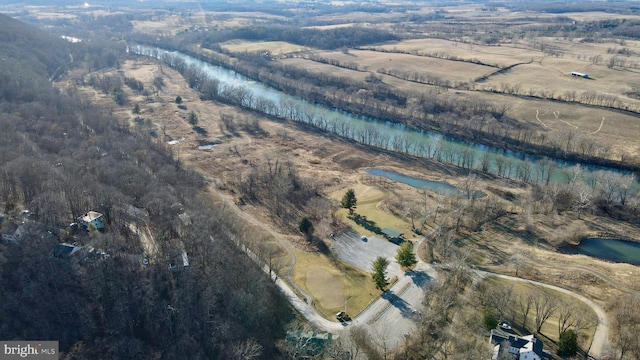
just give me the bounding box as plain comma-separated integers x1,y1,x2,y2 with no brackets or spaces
0,14,291,359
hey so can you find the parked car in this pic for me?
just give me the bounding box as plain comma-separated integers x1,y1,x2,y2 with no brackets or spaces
336,311,351,322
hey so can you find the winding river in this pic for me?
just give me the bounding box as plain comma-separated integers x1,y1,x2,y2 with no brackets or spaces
130,45,638,192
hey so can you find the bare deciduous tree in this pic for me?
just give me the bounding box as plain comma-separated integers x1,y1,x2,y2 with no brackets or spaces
610,295,640,359
532,288,558,334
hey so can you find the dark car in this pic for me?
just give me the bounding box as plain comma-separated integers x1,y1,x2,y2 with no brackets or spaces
336,311,351,322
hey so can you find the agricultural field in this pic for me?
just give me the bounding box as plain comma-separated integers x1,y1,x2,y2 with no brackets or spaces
221,40,310,56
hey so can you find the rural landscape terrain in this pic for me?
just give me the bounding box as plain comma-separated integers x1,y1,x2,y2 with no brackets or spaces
1,0,640,359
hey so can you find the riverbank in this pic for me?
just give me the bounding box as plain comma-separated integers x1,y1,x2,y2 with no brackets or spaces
134,41,640,173
129,45,640,193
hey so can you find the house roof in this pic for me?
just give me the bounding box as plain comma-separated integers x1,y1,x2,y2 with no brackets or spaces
490,330,544,358
381,227,403,238
51,243,83,258
81,211,103,222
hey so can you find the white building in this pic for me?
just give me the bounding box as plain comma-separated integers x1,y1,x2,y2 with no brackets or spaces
79,211,105,230
490,330,544,360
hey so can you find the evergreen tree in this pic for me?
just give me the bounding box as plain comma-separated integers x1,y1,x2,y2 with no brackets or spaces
557,329,578,356
188,111,199,126
396,241,417,269
372,256,389,291
132,103,140,115
299,217,314,241
482,309,499,331
340,188,357,215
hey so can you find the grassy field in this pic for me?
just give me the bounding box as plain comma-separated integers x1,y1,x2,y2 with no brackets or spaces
221,40,310,56
331,183,414,238
313,49,496,83
291,247,380,319
376,38,537,67
281,57,372,81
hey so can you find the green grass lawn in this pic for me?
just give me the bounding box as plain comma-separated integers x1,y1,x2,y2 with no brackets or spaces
333,183,413,238
291,248,381,319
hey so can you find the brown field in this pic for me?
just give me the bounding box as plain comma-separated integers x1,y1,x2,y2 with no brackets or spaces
221,40,310,56
376,38,538,67
310,12,408,26
455,89,640,157
131,11,286,34
131,19,189,36
311,49,496,83
562,11,640,22
246,36,640,157
281,57,372,82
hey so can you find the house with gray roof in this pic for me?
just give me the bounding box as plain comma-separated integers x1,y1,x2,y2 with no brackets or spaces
490,329,545,360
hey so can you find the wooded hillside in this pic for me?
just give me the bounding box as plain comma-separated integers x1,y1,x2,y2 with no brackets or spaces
0,14,291,359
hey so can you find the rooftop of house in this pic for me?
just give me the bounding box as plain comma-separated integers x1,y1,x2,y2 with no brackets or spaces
51,243,83,258
490,329,544,358
81,211,103,222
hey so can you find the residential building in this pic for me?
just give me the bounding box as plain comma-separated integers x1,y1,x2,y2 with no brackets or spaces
79,211,105,230
490,329,545,360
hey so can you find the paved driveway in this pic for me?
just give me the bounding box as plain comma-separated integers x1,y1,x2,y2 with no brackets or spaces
331,231,403,278
331,231,436,349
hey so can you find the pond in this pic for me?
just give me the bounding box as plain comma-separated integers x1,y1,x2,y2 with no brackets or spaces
366,168,484,197
561,238,640,266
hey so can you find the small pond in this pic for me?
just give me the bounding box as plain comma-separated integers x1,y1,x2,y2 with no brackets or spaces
561,238,640,266
366,168,484,197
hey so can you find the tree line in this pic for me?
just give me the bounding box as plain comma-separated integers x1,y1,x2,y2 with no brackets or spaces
201,26,399,51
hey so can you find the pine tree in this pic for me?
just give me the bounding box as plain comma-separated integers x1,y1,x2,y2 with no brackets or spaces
132,103,141,115
372,257,389,291
340,188,357,215
188,111,198,126
299,217,314,241
396,241,417,269
557,330,578,356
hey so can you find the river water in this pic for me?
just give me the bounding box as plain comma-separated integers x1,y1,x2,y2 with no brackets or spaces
129,45,637,191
